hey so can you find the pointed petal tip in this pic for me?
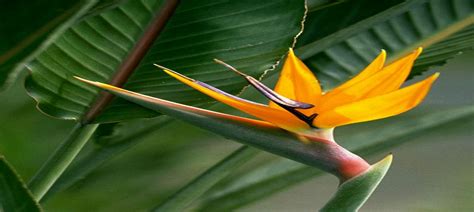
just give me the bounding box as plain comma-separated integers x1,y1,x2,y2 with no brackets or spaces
153,64,174,72
288,48,296,58
154,65,200,83
426,72,440,83
213,58,222,63
159,67,195,82
73,76,119,91
378,49,387,64
73,76,96,85
288,47,295,54
73,75,85,81
214,59,247,77
415,47,423,57
379,49,387,61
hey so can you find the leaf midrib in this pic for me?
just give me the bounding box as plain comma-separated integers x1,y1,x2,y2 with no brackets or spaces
82,0,180,124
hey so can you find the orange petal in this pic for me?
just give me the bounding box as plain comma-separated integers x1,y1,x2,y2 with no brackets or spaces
317,48,422,112
74,76,274,128
313,73,439,128
159,67,310,133
214,59,314,109
327,49,386,93
270,48,322,109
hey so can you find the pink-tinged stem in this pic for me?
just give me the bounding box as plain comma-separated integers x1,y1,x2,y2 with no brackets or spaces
326,142,371,182
292,138,370,182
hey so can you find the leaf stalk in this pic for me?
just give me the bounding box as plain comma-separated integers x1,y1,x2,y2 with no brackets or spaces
27,123,98,201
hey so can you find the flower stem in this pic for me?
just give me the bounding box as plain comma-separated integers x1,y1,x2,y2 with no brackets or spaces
152,145,259,212
27,123,98,201
42,116,171,201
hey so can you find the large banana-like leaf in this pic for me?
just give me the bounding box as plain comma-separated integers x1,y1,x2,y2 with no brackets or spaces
25,0,306,123
296,0,474,89
0,156,41,212
0,0,100,89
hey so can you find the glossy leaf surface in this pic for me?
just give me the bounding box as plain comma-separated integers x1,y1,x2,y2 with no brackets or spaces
0,0,99,89
297,0,474,89
25,0,306,122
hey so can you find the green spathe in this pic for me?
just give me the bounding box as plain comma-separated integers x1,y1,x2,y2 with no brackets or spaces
320,154,393,212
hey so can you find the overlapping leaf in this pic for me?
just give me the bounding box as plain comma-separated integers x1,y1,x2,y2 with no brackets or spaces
0,157,41,212
25,0,306,122
296,0,474,89
0,0,100,89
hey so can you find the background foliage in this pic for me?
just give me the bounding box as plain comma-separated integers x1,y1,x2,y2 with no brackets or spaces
0,0,472,211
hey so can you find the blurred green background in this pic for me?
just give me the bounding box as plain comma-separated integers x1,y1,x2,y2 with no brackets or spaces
0,51,472,211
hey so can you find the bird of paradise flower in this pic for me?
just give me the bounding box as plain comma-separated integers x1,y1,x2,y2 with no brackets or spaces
75,47,438,182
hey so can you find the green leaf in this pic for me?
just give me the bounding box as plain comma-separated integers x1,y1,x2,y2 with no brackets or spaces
43,0,340,198
197,105,474,211
196,158,320,212
152,146,259,212
27,123,99,201
83,0,129,18
296,0,474,89
0,156,41,212
43,116,172,200
0,0,100,89
321,154,392,211
298,0,401,46
25,0,306,122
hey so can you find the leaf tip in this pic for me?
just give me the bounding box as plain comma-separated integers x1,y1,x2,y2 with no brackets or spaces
373,153,393,173
383,153,393,165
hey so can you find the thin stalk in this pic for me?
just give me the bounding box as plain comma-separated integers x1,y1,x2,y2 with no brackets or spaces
43,116,172,200
27,123,98,201
152,145,259,212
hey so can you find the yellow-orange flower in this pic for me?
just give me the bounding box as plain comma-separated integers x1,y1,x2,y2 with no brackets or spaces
159,48,438,135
